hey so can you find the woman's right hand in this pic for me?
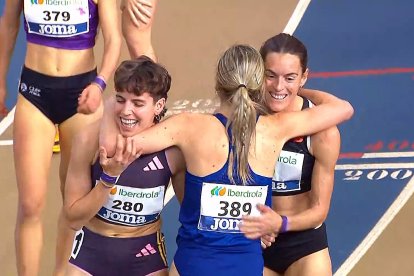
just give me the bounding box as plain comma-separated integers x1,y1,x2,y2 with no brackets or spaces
99,134,142,176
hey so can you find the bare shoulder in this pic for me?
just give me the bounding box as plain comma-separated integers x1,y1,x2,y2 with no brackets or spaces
312,126,340,145
163,112,213,126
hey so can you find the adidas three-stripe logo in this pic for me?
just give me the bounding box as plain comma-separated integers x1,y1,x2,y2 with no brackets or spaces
143,156,164,171
136,243,157,257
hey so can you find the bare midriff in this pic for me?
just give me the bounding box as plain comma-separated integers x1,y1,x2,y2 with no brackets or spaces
273,192,312,217
85,217,162,238
25,43,96,77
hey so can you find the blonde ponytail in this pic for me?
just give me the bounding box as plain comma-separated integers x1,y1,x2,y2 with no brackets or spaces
215,45,267,185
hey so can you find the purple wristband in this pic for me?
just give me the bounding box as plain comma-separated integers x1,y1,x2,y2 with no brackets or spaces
100,171,119,185
280,215,288,233
93,76,107,92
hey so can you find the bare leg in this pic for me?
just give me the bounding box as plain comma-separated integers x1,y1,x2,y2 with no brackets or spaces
264,266,281,276
54,107,103,276
147,269,168,276
285,248,332,276
65,263,92,276
14,95,56,276
169,262,180,276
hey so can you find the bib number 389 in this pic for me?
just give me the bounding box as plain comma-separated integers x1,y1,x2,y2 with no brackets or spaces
198,182,267,233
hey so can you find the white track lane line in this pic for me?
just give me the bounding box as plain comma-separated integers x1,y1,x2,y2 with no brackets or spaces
0,107,15,146
0,106,15,136
283,0,311,34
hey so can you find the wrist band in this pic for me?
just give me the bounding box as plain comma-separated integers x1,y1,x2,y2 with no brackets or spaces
280,215,288,233
100,180,115,189
93,76,107,92
100,171,119,185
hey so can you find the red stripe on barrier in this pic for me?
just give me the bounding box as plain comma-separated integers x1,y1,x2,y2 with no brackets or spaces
309,67,414,78
339,152,364,159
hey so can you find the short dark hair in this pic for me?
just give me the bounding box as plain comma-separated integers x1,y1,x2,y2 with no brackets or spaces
114,56,172,121
260,33,308,73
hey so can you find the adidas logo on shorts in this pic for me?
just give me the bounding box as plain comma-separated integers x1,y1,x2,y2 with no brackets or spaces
136,243,157,257
143,156,164,171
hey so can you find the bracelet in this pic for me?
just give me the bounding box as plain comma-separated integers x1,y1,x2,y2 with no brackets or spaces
280,215,288,233
100,171,119,185
93,76,107,92
99,179,115,189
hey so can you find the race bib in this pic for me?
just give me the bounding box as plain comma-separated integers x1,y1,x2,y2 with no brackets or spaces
198,182,268,233
97,183,165,227
273,150,304,192
24,0,89,38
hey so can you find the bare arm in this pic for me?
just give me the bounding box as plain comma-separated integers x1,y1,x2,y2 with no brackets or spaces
77,0,122,114
64,124,111,230
97,0,122,81
0,0,23,114
279,89,353,140
99,98,190,158
166,146,186,204
132,113,189,154
283,126,340,230
64,125,140,230
99,96,118,157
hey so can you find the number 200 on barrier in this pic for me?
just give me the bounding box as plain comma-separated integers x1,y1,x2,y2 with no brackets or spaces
343,169,413,181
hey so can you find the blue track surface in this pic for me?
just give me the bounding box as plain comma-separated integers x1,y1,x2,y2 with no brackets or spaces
295,1,414,271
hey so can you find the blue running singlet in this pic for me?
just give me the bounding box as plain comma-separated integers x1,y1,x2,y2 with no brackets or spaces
174,113,272,276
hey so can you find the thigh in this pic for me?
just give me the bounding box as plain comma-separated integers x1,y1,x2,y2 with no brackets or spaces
13,94,56,204
285,248,332,276
58,105,103,190
169,262,180,276
263,267,281,276
147,268,168,276
65,263,92,276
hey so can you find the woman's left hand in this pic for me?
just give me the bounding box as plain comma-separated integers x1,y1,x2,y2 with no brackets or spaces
77,84,102,114
99,134,143,176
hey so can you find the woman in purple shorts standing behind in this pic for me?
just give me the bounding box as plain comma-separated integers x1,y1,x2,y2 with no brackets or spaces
0,0,121,274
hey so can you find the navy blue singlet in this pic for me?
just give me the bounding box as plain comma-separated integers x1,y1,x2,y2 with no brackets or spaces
174,113,272,276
